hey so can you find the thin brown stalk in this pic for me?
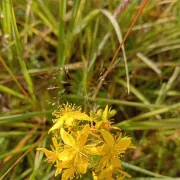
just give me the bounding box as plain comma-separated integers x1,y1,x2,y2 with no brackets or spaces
97,0,132,56
93,0,149,98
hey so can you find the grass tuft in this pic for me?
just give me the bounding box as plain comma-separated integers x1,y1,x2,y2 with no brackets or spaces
0,0,180,179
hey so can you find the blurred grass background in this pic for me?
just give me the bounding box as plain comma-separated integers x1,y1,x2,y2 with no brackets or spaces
0,0,180,179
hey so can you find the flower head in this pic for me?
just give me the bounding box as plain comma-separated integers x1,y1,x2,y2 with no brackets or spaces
37,137,61,163
58,124,99,174
37,103,132,180
49,103,92,133
91,105,119,131
95,129,131,172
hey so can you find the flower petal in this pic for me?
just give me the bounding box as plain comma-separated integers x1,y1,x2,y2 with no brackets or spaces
95,153,111,173
58,148,76,161
116,137,131,152
64,117,74,126
102,105,108,120
61,167,76,180
68,112,92,121
77,124,90,147
75,155,88,174
48,117,65,133
101,129,114,147
110,155,121,168
60,128,75,146
52,137,60,151
98,166,113,180
37,148,57,163
56,160,73,171
84,145,102,155
94,144,108,155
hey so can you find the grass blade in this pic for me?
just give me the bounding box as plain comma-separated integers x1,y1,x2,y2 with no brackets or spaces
67,94,165,109
32,0,58,35
137,52,161,75
0,111,51,124
0,85,27,99
8,0,36,102
118,102,180,125
117,78,150,105
122,161,168,178
57,0,66,67
119,118,180,130
100,9,129,93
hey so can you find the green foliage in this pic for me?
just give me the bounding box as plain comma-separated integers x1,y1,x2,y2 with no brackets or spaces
0,0,180,179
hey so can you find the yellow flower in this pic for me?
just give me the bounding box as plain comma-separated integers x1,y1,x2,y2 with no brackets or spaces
37,137,61,163
49,103,92,133
55,159,76,179
61,166,76,180
37,103,133,179
95,129,131,173
96,166,131,180
95,105,119,131
58,124,98,174
97,165,114,180
93,166,131,180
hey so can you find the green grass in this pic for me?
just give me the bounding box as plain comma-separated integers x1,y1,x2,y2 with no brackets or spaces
0,0,180,179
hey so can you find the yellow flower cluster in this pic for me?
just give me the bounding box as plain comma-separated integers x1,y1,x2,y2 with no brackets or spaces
37,103,131,180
